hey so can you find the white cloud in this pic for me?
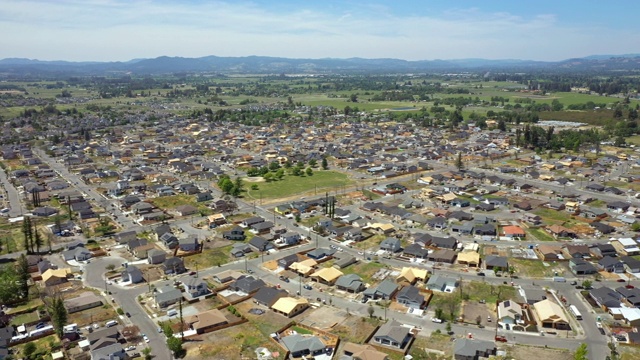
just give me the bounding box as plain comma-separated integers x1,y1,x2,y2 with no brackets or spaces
0,0,637,61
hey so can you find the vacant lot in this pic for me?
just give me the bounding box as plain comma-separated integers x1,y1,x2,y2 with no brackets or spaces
183,245,232,269
245,170,352,201
330,315,381,343
183,322,285,360
508,344,572,360
339,260,386,285
510,258,560,278
408,332,452,360
463,281,517,305
68,304,119,327
462,302,494,326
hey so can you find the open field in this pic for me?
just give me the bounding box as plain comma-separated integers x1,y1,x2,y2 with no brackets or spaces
507,344,573,360
245,170,352,200
510,258,562,278
183,245,233,269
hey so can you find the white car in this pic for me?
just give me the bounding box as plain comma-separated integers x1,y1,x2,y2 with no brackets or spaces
143,334,149,343
125,345,136,351
431,318,443,323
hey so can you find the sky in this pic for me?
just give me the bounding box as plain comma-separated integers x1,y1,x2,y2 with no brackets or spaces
1,0,639,62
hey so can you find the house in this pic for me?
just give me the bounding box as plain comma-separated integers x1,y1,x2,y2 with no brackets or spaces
341,343,389,360
474,224,496,236
249,236,274,252
536,244,564,261
182,277,211,299
133,244,156,259
610,307,640,327
589,287,621,310
32,206,58,217
159,232,179,249
271,297,309,317
402,243,429,259
612,238,640,256
162,257,186,274
147,249,167,264
522,213,542,226
179,236,200,252
396,285,424,309
42,268,70,286
335,274,365,293
290,259,318,277
426,274,458,293
363,279,399,300
569,259,598,275
621,256,640,273
253,286,288,307
306,248,335,260
396,267,428,285
310,267,344,285
231,243,252,257
502,225,525,239
590,243,618,258
522,289,548,305
616,287,640,308
121,265,144,284
229,275,266,294
241,216,265,228
154,284,183,308
598,256,625,273
484,255,509,271
591,222,615,235
533,299,570,330
278,232,301,245
64,293,103,313
563,244,591,259
607,201,631,213
278,254,299,270
280,333,326,358
185,309,228,334
427,249,457,264
372,319,412,350
456,251,480,267
497,300,523,325
379,237,402,253
175,205,198,216
90,344,126,360
127,238,148,252
62,247,92,262
223,226,246,241
114,230,137,244
454,338,497,360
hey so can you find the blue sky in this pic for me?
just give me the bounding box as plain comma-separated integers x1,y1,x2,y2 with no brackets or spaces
1,0,639,62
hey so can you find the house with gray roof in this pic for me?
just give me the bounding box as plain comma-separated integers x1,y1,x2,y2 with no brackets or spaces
162,257,186,274
426,274,459,293
379,237,402,253
454,338,496,360
333,256,357,269
372,319,412,350
121,265,144,284
229,275,266,294
335,274,365,293
589,286,622,309
147,249,167,264
281,334,327,358
181,277,210,299
154,284,183,308
363,279,398,300
253,286,288,307
396,285,424,309
484,255,508,271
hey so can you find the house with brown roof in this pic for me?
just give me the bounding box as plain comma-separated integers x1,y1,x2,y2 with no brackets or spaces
185,309,229,334
536,245,564,261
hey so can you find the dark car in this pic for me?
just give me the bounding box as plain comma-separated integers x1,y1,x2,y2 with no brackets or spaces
125,312,131,318
477,272,485,276
617,279,626,283
189,271,197,276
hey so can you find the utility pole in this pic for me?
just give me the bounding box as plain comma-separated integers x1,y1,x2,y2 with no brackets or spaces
244,256,248,272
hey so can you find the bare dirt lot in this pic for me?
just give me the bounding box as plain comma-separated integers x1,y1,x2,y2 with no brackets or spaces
330,316,381,343
508,344,572,360
299,306,351,331
461,302,494,326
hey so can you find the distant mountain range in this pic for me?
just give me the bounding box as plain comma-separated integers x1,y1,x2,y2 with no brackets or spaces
1,54,640,75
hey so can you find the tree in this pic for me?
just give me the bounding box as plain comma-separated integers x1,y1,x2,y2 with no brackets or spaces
455,152,464,171
574,343,588,360
434,308,444,321
632,222,640,232
607,342,620,360
308,159,318,168
367,304,374,318
445,322,452,334
142,347,153,360
476,315,482,325
306,167,313,176
582,280,592,289
350,93,358,103
23,342,37,359
47,293,68,338
22,216,33,254
106,264,116,271
321,157,328,170
0,265,21,304
231,177,244,197
33,226,42,254
217,176,234,195
167,336,185,358
17,254,30,299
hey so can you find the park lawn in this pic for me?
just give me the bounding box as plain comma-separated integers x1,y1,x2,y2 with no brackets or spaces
245,170,352,200
509,258,555,278
183,245,233,269
340,261,385,284
526,228,556,242
148,194,197,210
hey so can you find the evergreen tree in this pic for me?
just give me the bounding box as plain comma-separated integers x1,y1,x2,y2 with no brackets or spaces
48,294,68,338
455,152,464,171
16,254,30,299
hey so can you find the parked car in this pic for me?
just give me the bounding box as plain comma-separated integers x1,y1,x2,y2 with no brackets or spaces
617,279,626,283
188,271,197,276
125,345,136,351
431,318,443,323
495,335,508,342
125,312,131,318
303,284,312,290
477,272,485,276
570,281,577,285
142,334,149,343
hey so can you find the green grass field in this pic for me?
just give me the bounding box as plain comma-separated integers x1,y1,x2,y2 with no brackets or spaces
244,170,352,200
